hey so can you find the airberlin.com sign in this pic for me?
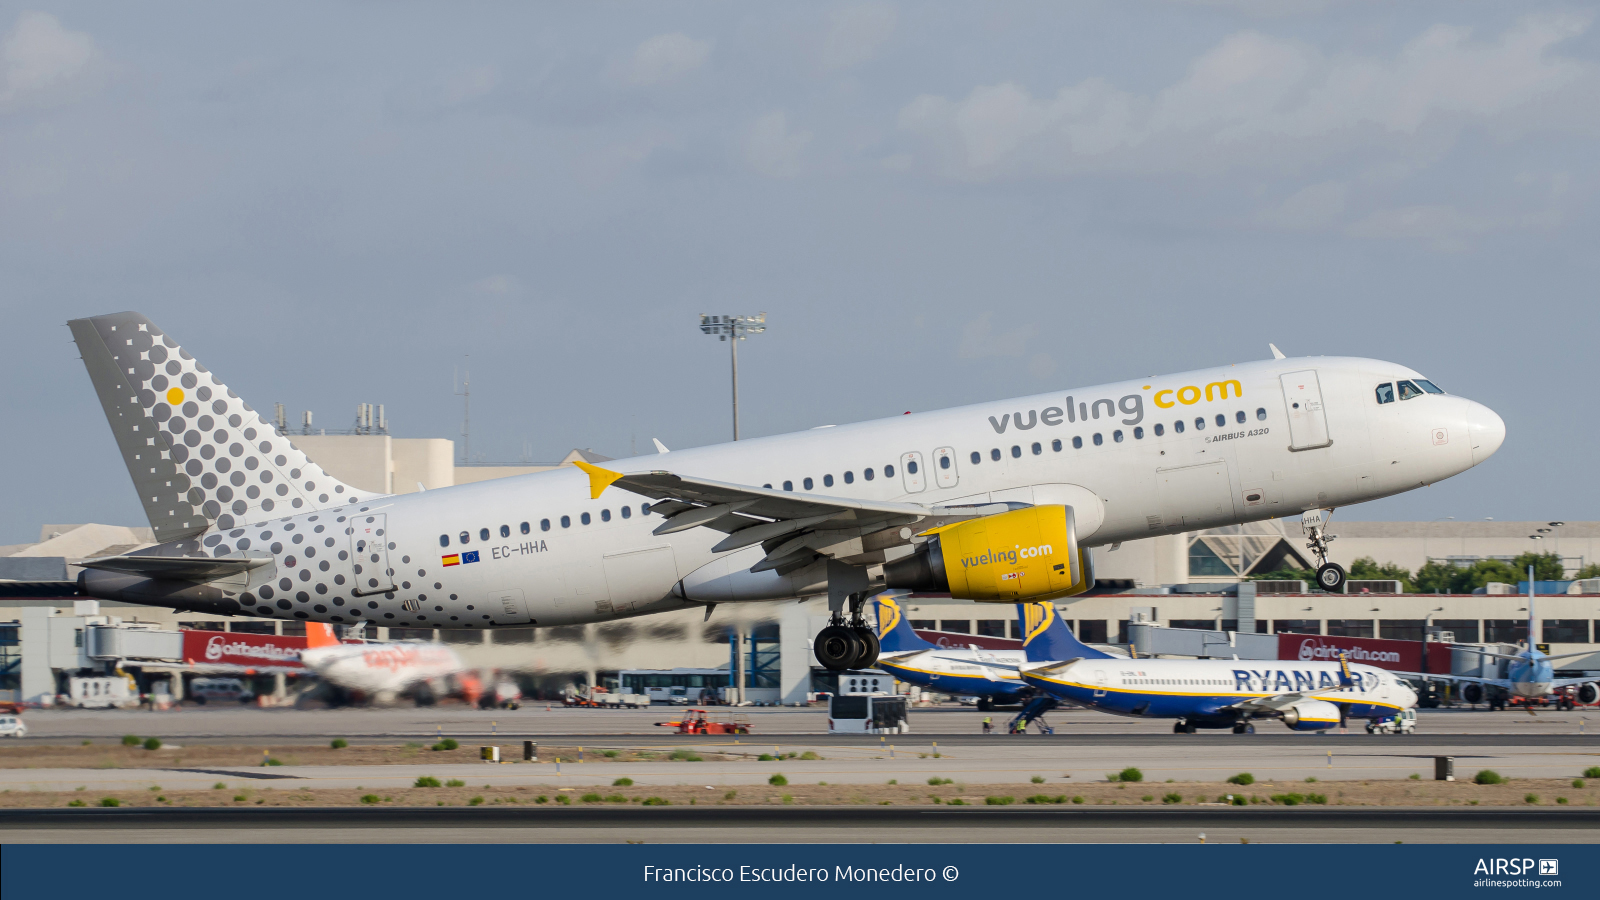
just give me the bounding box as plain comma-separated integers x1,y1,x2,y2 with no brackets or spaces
181,631,306,670
1278,634,1452,673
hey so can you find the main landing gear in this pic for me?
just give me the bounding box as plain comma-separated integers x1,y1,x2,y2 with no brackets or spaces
814,593,880,672
1303,508,1346,593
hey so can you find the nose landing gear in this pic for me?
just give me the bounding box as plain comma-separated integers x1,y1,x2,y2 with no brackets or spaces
814,593,880,671
1302,508,1346,593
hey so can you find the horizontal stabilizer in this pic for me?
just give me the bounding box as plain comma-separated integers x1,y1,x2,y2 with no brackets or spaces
78,554,273,582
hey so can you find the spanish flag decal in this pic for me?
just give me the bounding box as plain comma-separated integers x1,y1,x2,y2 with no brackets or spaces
441,554,461,567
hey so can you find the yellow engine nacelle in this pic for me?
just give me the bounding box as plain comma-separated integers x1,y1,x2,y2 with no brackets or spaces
883,505,1094,603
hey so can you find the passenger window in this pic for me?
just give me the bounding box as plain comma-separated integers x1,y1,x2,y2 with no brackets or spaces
1416,379,1444,394
990,448,1001,461
783,480,793,491
641,503,651,515
1256,407,1267,420
1113,430,1123,442
1072,436,1083,449
520,522,530,535
1010,446,1021,458
541,519,551,531
845,471,855,483
1194,417,1205,431
1031,442,1041,455
1397,380,1423,400
438,535,449,548
560,516,571,529
763,484,772,489
479,528,491,541
1051,438,1062,452
1092,433,1103,446
864,468,875,481
459,531,470,544
969,452,980,465
1174,420,1185,433
601,509,611,522
803,477,814,490
938,456,950,470
824,473,835,486
1375,383,1395,404
1133,426,1144,439
906,461,917,475
621,506,631,519
885,464,895,477
1215,414,1225,427
1235,410,1245,424
500,524,510,538
1154,423,1164,436
580,512,591,525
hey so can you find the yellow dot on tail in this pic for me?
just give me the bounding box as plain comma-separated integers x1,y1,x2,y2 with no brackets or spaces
166,388,184,405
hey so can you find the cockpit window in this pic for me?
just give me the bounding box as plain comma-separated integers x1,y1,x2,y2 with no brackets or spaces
1397,380,1423,400
1415,379,1444,394
1375,383,1394,404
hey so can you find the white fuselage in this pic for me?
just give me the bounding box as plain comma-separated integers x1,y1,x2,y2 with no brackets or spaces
876,647,1031,699
113,355,1505,631
299,642,465,693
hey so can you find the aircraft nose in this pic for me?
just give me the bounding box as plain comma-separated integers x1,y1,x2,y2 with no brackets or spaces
1466,400,1505,465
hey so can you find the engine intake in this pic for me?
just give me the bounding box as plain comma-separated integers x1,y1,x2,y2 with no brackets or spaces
883,505,1094,603
1280,699,1342,731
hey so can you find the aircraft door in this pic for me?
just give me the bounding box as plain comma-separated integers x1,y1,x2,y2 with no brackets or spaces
900,451,926,493
350,513,396,596
1280,370,1332,451
1093,669,1107,698
932,447,959,489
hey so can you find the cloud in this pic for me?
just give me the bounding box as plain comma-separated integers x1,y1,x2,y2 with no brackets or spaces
744,111,812,178
0,11,102,110
957,312,1031,359
1344,204,1559,252
822,4,897,71
896,13,1597,178
1254,181,1348,230
620,32,711,86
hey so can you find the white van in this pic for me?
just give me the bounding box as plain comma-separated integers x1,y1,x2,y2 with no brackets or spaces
827,694,911,734
190,677,254,704
68,676,137,709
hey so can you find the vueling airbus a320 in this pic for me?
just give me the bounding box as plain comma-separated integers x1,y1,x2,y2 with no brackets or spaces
69,312,1504,671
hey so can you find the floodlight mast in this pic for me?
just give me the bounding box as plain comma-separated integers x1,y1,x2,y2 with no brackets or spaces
699,313,766,441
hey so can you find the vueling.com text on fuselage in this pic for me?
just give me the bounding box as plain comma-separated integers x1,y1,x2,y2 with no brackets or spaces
986,379,1244,434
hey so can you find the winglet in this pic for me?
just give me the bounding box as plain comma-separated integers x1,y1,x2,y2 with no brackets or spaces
572,459,625,499
652,438,670,454
1269,343,1286,360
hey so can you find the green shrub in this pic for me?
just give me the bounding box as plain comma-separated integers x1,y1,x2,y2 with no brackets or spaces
1114,767,1143,783
233,795,248,802
1409,773,1420,780
758,753,776,761
946,798,967,805
887,779,897,785
121,735,140,747
781,795,793,804
414,776,441,788
641,796,670,806
1524,794,1539,804
1556,797,1569,805
614,777,634,787
360,794,381,804
1475,770,1505,785
67,799,86,807
535,795,548,804
602,750,619,758
1584,766,1600,779
1271,793,1322,806
555,794,570,805
444,779,465,788
670,749,703,762
1305,777,1318,783
99,798,120,807
1141,795,1154,802
724,790,737,800
431,739,459,751
1573,779,1586,789
142,737,162,751
212,782,226,790
1162,793,1183,804
1031,775,1045,784
1232,795,1248,806
581,793,603,803
1025,794,1063,804
768,773,788,786
469,796,484,806
1226,773,1254,785
799,751,821,760
985,796,1015,805
927,777,953,786
1306,794,1328,805
1071,796,1084,804
331,738,348,749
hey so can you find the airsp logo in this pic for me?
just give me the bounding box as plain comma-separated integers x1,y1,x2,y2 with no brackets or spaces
1540,859,1559,876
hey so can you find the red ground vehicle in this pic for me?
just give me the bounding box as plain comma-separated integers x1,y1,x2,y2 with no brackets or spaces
655,709,752,734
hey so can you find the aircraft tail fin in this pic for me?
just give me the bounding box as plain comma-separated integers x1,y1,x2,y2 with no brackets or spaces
874,592,936,652
1336,652,1355,688
67,312,374,543
305,622,339,649
1017,601,1113,662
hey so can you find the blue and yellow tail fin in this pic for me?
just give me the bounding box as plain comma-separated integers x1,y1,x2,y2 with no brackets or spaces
1336,652,1355,688
875,593,936,653
1016,602,1113,662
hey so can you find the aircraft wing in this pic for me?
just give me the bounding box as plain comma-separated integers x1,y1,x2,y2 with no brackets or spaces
574,460,1013,575
1222,685,1359,713
77,554,273,582
1391,671,1504,687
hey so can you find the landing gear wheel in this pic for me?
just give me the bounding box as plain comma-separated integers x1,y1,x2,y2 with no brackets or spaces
849,628,880,671
1316,562,1347,593
814,625,859,672
977,697,993,712
1232,722,1254,735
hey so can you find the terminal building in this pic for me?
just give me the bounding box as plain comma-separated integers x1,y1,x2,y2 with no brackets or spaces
3,431,1598,707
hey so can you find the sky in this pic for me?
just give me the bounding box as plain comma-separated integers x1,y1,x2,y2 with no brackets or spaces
2,1,1597,544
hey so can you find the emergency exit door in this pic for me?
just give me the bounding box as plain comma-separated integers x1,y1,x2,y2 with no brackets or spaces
350,513,396,595
1280,370,1332,451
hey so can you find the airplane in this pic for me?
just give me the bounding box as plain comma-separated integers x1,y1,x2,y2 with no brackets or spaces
299,622,471,705
1394,571,1600,712
68,311,1505,672
870,592,1031,709
995,606,1419,733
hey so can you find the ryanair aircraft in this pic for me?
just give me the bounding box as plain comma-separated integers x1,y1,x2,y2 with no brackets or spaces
871,593,1031,707
68,312,1504,672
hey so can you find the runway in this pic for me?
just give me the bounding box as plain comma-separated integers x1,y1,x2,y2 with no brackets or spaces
4,805,1596,845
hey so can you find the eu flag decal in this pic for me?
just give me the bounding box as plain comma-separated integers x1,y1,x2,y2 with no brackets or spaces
462,550,481,564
